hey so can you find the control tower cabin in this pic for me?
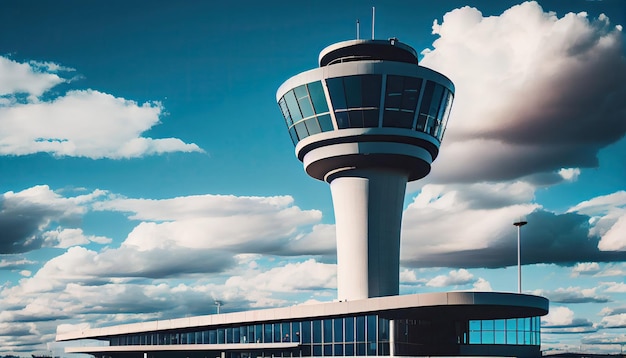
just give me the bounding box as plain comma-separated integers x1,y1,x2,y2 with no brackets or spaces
276,39,454,301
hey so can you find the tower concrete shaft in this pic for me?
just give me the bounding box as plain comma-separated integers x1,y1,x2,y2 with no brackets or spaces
277,39,455,301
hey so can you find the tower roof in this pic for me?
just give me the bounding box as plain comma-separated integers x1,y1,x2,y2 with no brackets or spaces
318,39,418,67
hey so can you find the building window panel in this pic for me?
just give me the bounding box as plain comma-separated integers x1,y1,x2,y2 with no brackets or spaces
334,343,344,356
292,322,301,343
313,320,323,343
313,345,323,356
345,317,355,343
264,324,273,343
278,97,292,126
366,315,377,344
274,323,282,343
302,320,312,344
255,324,263,343
304,117,322,136
356,342,366,356
348,110,364,128
507,330,517,345
284,90,303,122
294,121,309,141
335,111,349,129
324,344,333,356
308,81,329,114
362,109,379,127
344,76,363,108
361,75,382,107
324,319,333,343
345,343,355,356
327,78,347,110
356,316,366,342
334,318,344,342
317,114,334,132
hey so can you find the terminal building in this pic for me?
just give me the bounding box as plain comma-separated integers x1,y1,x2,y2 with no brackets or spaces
56,38,549,357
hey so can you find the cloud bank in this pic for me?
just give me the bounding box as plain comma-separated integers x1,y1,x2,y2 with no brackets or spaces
0,56,202,158
420,1,626,184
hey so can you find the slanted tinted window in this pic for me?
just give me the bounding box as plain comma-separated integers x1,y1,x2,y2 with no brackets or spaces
308,81,329,114
383,75,422,129
279,81,334,146
327,75,381,129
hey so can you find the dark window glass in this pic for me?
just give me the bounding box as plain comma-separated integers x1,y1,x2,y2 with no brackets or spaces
218,329,225,344
288,127,298,145
265,324,273,343
292,322,301,343
344,76,363,108
378,318,389,341
345,343,355,355
345,317,354,342
295,121,309,141
304,117,322,135
308,81,329,114
284,90,302,121
324,344,333,356
348,110,364,128
356,342,366,356
209,330,216,344
362,109,379,127
366,315,377,344
302,345,312,356
274,323,282,343
255,324,263,343
384,110,413,128
379,342,389,356
367,342,376,356
317,114,334,132
416,81,435,132
438,91,454,139
361,75,382,107
356,316,365,342
226,327,233,343
334,318,344,342
234,327,241,343
278,97,292,126
324,319,333,343
282,322,290,342
302,321,312,344
326,78,347,110
313,345,323,356
334,344,343,356
335,111,349,129
427,84,445,119
385,76,403,108
313,320,322,343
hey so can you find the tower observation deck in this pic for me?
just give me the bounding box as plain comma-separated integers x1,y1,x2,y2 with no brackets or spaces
277,38,455,301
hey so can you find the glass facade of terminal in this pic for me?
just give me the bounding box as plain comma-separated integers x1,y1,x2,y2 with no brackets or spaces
277,75,454,146
106,315,539,357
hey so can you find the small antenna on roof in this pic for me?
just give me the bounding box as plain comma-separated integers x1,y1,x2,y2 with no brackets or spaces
371,7,375,39
356,19,360,39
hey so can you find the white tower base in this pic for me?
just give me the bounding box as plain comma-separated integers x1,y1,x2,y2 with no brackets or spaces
330,168,408,300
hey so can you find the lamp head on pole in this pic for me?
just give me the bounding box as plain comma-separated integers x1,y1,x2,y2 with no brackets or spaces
513,220,528,227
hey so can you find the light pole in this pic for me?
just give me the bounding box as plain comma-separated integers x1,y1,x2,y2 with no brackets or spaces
513,220,527,293
214,301,222,314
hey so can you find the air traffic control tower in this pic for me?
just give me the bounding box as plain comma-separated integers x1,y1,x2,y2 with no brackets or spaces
277,38,454,301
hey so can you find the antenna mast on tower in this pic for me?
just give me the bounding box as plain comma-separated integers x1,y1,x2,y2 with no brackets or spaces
372,6,376,40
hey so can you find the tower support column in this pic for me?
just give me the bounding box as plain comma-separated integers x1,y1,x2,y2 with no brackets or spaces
329,168,408,300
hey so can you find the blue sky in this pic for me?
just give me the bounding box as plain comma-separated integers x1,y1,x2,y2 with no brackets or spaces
0,0,625,356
